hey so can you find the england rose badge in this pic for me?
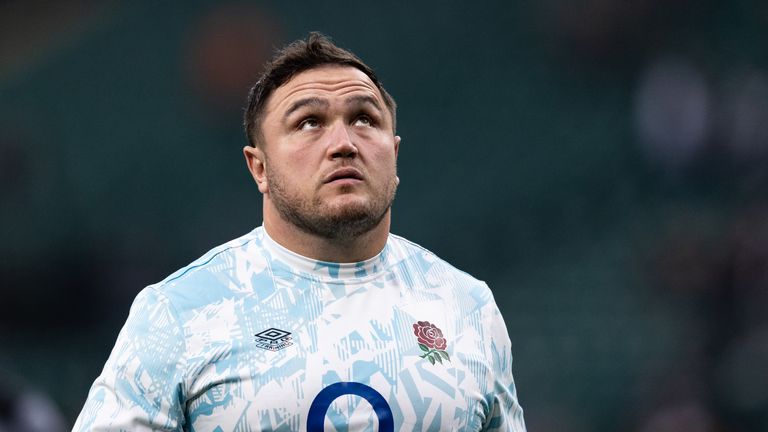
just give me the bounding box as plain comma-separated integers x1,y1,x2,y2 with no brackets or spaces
413,321,451,365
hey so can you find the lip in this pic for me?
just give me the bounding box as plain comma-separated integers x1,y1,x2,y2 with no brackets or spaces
323,167,364,184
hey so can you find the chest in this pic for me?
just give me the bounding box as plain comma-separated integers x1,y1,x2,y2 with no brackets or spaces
180,284,493,431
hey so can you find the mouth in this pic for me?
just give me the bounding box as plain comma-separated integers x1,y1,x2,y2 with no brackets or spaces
323,167,364,184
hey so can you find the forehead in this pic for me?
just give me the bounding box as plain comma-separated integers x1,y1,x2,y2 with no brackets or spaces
266,65,384,115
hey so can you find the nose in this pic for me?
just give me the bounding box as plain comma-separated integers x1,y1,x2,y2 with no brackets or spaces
327,122,358,159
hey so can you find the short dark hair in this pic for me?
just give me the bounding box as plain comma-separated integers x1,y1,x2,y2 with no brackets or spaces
243,32,397,148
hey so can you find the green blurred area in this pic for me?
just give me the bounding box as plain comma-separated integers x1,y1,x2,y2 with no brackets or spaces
2,1,767,430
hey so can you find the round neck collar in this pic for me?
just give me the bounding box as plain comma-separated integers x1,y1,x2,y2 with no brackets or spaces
260,226,390,282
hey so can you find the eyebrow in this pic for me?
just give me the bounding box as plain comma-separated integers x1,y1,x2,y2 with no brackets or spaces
283,94,384,120
284,97,329,119
345,94,383,113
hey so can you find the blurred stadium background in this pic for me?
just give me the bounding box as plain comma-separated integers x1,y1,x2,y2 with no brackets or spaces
1,0,768,430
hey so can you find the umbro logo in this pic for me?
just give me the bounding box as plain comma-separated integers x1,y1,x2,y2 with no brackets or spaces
254,327,293,351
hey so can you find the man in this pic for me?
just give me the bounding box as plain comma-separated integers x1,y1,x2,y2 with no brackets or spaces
74,32,526,431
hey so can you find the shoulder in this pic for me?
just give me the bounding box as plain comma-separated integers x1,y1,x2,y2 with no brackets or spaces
388,234,483,283
387,234,495,301
146,227,267,310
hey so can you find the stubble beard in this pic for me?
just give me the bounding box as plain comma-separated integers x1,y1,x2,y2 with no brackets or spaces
266,167,398,241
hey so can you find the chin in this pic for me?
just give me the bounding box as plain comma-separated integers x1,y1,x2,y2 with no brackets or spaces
325,202,372,222
324,194,370,211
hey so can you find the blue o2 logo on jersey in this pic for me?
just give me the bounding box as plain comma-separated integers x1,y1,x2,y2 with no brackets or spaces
307,382,393,432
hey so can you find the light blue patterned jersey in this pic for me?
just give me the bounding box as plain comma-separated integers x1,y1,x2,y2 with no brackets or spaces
74,227,525,431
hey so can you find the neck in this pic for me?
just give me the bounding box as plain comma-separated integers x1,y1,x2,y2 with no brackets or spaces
262,204,391,263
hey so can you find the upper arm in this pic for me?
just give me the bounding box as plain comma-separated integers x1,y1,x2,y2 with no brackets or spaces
480,286,527,432
73,287,187,431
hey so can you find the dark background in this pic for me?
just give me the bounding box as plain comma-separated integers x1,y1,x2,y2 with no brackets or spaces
2,1,768,430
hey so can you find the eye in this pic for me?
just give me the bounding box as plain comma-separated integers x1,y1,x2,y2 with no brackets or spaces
298,117,320,131
353,115,374,127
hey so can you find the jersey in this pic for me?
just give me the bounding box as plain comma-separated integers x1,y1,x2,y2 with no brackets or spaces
74,227,526,431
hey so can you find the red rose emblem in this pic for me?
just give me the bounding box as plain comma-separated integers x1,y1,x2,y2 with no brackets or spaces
413,321,450,366
413,321,443,348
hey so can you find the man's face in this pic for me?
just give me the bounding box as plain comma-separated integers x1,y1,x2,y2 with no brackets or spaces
252,65,400,240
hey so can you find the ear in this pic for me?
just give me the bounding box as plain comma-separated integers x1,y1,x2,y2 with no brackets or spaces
394,135,401,185
243,146,269,194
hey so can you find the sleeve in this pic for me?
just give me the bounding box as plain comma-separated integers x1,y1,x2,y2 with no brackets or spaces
73,287,187,431
480,285,527,432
